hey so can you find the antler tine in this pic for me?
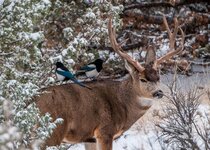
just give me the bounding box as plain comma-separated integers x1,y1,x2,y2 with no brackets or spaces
108,16,145,72
155,16,185,66
163,15,179,51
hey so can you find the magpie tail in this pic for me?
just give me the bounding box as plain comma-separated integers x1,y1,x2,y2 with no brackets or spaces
73,79,92,90
79,82,92,90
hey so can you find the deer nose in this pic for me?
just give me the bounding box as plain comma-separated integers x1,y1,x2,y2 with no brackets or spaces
152,90,163,99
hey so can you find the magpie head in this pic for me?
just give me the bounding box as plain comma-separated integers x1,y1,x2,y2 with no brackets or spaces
55,62,64,68
93,59,104,71
94,59,104,66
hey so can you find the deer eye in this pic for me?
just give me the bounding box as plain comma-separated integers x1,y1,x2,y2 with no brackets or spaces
140,78,148,83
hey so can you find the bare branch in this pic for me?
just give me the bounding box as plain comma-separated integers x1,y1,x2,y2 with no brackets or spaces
124,0,208,11
87,42,147,52
122,11,209,28
122,11,173,25
0,52,14,56
156,78,202,149
124,2,174,11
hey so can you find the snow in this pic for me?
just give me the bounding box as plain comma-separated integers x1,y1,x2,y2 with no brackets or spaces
111,5,124,14
158,41,169,57
55,118,64,124
87,53,95,60
0,0,4,5
72,38,79,45
30,32,43,41
185,37,195,48
108,52,119,61
63,27,73,39
68,44,77,53
76,18,84,24
41,0,51,6
98,50,109,59
49,55,63,63
65,59,75,65
18,32,44,42
62,49,68,56
113,129,162,150
7,80,17,87
85,11,96,19
83,0,93,5
46,77,55,84
5,1,15,11
78,38,88,46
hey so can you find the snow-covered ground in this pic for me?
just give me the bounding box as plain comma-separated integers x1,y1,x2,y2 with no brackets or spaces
66,72,210,150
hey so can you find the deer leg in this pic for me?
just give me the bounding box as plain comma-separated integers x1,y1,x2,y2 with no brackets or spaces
84,143,97,150
94,123,114,150
96,136,113,150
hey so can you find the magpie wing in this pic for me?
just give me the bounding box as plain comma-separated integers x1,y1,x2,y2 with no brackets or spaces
80,64,96,71
60,65,69,71
56,70,74,79
57,70,92,89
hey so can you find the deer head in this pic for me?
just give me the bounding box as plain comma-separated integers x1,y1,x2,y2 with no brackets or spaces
108,15,185,99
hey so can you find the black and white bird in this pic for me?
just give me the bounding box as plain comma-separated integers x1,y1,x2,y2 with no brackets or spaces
55,62,91,89
75,59,103,79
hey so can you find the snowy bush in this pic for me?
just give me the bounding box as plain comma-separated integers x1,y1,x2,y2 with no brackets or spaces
156,77,210,149
43,0,123,66
0,0,124,149
0,0,64,149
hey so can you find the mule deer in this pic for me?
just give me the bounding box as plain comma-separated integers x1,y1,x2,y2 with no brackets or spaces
35,16,184,150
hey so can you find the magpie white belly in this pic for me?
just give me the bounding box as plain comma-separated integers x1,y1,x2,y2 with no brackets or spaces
56,73,65,81
85,69,99,78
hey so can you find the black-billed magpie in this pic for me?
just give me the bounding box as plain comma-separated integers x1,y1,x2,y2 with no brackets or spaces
55,62,91,89
75,59,103,79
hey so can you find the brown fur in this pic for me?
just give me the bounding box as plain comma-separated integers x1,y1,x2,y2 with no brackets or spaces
144,63,160,82
35,73,160,149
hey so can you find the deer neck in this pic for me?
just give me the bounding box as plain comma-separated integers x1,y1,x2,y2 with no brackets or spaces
120,75,153,129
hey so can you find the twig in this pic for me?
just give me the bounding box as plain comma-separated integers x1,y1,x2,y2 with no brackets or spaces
0,52,14,56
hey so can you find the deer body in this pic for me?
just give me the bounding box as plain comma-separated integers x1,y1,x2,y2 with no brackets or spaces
36,75,156,149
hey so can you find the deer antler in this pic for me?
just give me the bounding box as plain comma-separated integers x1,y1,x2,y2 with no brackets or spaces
154,15,185,67
108,16,145,72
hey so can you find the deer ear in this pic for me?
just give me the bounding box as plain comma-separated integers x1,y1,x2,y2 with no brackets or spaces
125,60,136,79
145,46,156,65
